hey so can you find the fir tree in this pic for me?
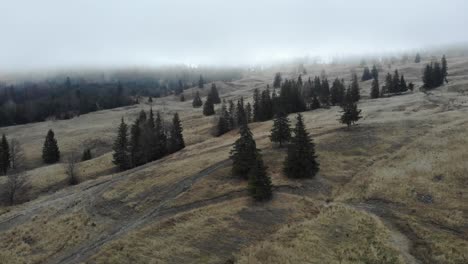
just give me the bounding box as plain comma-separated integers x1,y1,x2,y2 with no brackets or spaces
248,156,272,201
81,148,92,161
112,118,130,170
169,113,185,153
236,98,247,126
269,112,291,147
350,73,360,102
370,77,380,99
423,63,434,89
361,67,373,81
209,83,221,104
392,70,400,93
415,53,421,63
203,95,215,116
310,95,321,110
180,93,185,102
130,119,145,167
320,78,330,105
228,100,236,128
0,134,10,175
230,124,259,179
273,72,282,88
371,65,379,80
198,75,204,88
154,111,168,159
383,73,393,94
192,91,203,108
253,88,261,122
400,75,408,92
441,55,448,82
217,101,231,136
340,97,362,128
261,89,273,120
283,114,319,179
245,102,252,123
408,82,415,91
330,78,345,106
42,129,60,164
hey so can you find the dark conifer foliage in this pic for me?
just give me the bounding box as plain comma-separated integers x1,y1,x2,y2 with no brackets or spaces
253,88,261,122
270,112,291,147
361,67,373,81
245,102,252,123
310,95,321,110
192,91,203,108
0,134,10,175
81,148,92,161
350,73,360,102
273,72,282,88
260,89,273,120
423,56,448,89
370,78,380,99
180,93,185,102
217,101,231,136
415,53,421,63
209,83,221,104
283,113,319,179
320,78,330,105
230,124,259,179
198,75,205,88
169,113,185,153
203,95,215,116
330,78,345,106
340,91,362,128
371,65,379,80
248,156,272,201
112,118,131,171
130,119,145,167
381,70,409,94
236,98,247,126
154,111,168,160
42,129,60,164
441,55,448,81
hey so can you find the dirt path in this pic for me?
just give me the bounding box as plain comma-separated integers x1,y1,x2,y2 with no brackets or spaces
50,159,232,264
351,202,422,264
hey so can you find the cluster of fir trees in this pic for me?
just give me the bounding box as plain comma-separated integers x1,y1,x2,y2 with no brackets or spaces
216,97,252,136
202,83,221,115
230,113,320,201
361,65,379,81
304,73,360,107
381,70,410,94
112,109,185,171
423,55,448,89
0,134,10,175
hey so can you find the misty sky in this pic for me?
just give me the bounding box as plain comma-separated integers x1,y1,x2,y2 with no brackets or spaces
1,0,467,70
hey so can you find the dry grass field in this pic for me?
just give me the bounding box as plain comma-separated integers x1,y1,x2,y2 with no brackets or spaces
0,53,467,263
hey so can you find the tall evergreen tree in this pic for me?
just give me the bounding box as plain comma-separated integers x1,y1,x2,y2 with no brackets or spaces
253,88,261,122
392,70,400,93
320,78,330,105
441,55,448,82
400,75,408,92
261,89,273,120
330,78,345,106
192,91,203,108
269,112,291,147
248,156,272,201
130,119,145,167
340,96,362,128
81,148,92,161
361,67,373,81
283,114,319,179
180,93,185,102
383,73,393,94
169,113,185,153
230,124,259,179
198,75,205,88
371,65,379,80
112,118,130,170
370,78,380,99
154,111,168,159
236,98,247,126
228,100,236,128
217,101,231,136
42,129,60,164
273,72,282,88
350,73,360,102
209,83,221,104
245,102,252,123
0,134,10,175
203,95,215,116
415,53,421,63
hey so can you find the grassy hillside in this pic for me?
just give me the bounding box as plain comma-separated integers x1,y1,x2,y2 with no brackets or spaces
0,54,467,263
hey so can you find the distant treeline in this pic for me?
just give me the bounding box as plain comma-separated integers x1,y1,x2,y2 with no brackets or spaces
0,67,243,127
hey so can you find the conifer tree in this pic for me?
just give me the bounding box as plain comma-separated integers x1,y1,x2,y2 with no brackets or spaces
209,83,221,104
408,82,415,91
81,148,92,161
320,78,330,105
383,73,393,94
203,95,215,116
441,55,448,82
340,92,362,128
112,118,130,170
392,70,400,93
169,113,185,153
370,77,380,99
236,99,247,126
228,100,236,128
361,67,373,81
154,111,168,159
330,78,345,106
0,134,10,175
415,53,421,63
270,112,291,147
273,72,282,88
371,65,379,80
283,114,319,179
180,93,185,102
253,88,261,122
310,95,321,110
42,129,60,164
248,156,272,201
350,73,360,102
400,75,408,92
217,101,231,136
130,119,145,167
261,89,273,120
245,102,252,123
230,124,259,179
423,63,434,89
192,91,203,108
198,75,204,88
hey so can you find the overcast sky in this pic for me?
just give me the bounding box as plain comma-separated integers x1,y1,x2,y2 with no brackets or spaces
1,0,467,71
